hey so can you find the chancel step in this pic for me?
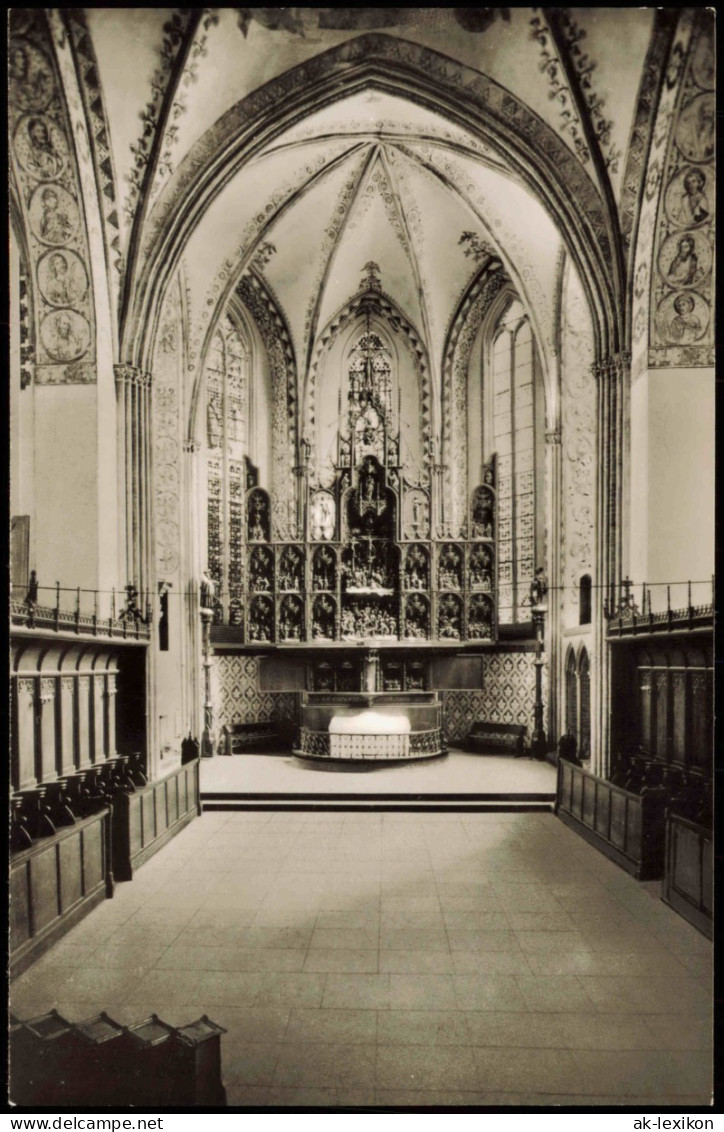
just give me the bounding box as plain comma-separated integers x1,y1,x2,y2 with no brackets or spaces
201,791,555,813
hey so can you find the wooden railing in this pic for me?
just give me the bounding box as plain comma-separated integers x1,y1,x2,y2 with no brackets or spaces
556,759,667,880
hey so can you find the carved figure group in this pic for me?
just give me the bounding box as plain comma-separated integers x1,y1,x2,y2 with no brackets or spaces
341,602,396,639
249,598,272,641
469,545,493,591
439,546,463,590
312,547,336,591
404,545,428,590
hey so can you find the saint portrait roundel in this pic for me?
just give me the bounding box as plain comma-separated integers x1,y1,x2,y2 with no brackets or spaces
9,39,54,112
675,94,715,164
655,291,709,347
40,308,91,363
37,249,88,307
664,167,712,229
14,114,68,181
29,183,81,246
657,231,711,291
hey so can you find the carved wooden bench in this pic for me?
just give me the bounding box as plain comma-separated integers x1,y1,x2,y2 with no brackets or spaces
465,721,527,755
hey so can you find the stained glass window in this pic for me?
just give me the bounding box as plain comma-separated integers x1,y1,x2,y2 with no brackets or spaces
205,315,249,619
490,301,539,623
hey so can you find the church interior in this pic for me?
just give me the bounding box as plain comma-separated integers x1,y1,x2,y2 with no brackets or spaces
9,7,714,1110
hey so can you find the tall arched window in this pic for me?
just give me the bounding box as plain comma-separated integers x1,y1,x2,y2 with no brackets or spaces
490,299,540,623
565,648,578,739
579,648,591,758
579,574,592,625
205,314,249,616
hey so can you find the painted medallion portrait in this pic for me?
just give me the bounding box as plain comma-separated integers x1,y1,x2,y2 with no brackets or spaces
664,167,712,229
40,308,91,362
9,39,54,112
14,114,68,181
656,291,709,346
675,93,715,164
657,231,712,290
691,32,715,90
37,249,88,307
29,183,81,245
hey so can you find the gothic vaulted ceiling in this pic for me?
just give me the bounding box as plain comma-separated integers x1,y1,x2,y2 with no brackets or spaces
65,7,661,371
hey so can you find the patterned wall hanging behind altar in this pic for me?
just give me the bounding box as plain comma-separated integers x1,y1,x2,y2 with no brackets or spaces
9,11,96,384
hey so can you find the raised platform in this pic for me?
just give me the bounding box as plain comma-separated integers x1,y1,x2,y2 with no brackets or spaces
200,749,557,811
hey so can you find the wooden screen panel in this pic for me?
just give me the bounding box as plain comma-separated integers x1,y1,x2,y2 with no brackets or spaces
10,865,31,948
690,671,711,773
653,671,669,762
582,775,596,829
672,823,702,905
29,851,61,933
58,834,83,912
609,792,627,850
82,820,105,892
594,785,610,838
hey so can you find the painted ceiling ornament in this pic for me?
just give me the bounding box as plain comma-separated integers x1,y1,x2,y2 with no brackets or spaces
454,9,510,33
236,8,305,38
360,261,382,292
458,231,496,263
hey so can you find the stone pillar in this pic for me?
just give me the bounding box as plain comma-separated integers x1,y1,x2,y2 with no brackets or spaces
106,672,118,756
14,677,37,791
92,673,106,762
184,441,202,738
38,676,58,783
77,674,92,768
200,608,214,757
59,675,77,775
115,365,154,603
545,428,562,745
590,352,630,778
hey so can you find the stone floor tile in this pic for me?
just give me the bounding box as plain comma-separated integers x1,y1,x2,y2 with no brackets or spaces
379,949,455,974
376,1009,469,1046
303,948,379,973
215,1005,291,1043
283,1008,377,1045
309,927,379,950
465,1010,565,1048
322,973,390,1009
387,974,457,1011
514,974,597,1013
452,974,527,1012
471,1046,580,1093
379,928,450,951
254,972,327,1008
221,1043,281,1086
375,1044,479,1092
374,1089,440,1107
273,1042,377,1088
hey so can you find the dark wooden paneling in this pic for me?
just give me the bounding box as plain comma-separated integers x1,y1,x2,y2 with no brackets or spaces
58,834,82,912
556,762,665,880
10,866,31,948
430,656,483,690
112,761,200,882
10,809,112,976
663,813,712,938
29,851,61,933
582,775,596,828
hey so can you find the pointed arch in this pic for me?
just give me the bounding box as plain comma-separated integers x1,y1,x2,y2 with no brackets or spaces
122,33,620,372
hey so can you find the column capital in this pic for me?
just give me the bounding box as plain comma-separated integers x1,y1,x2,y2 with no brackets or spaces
184,440,201,454
545,428,562,445
114,363,151,388
589,351,631,380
